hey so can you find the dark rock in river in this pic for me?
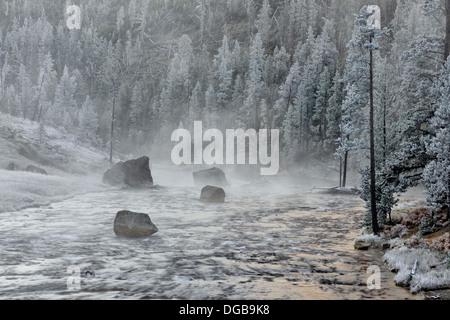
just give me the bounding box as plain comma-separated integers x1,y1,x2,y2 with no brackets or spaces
102,156,153,188
6,162,20,171
193,167,229,187
113,210,158,238
200,185,226,203
24,165,47,175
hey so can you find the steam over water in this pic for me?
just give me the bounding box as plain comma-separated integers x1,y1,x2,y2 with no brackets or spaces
0,166,420,300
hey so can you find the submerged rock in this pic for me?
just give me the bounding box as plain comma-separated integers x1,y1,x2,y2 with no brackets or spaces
102,156,153,188
24,165,47,175
193,167,229,187
113,210,158,238
200,185,226,203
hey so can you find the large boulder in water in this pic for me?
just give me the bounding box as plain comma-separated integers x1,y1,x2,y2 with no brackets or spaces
102,156,153,188
25,165,47,175
200,186,226,203
114,211,158,238
193,167,229,187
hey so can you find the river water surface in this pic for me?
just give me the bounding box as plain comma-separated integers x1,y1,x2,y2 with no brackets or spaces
0,166,423,300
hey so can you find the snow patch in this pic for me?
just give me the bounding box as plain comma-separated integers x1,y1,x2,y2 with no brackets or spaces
383,247,450,292
0,169,106,213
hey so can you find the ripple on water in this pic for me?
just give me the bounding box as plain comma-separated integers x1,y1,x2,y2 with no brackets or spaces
0,174,421,300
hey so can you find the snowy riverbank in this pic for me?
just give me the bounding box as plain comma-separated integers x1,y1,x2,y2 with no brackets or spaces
0,112,114,213
0,169,108,213
354,190,450,299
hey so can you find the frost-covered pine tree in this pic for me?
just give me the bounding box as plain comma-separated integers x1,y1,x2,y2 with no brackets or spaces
205,84,218,128
0,51,9,98
313,66,332,147
259,99,269,130
241,33,265,129
387,1,444,192
33,52,57,122
325,69,343,153
38,120,47,145
231,40,242,74
78,95,99,143
423,57,450,217
294,26,315,69
288,0,310,46
160,34,193,128
278,61,301,161
272,46,290,85
17,64,33,119
282,102,299,164
278,61,301,112
255,0,272,44
213,35,233,112
232,75,244,118
336,83,363,188
189,81,204,128
51,66,78,130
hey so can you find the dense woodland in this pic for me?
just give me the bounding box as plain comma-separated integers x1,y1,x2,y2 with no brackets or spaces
0,0,449,232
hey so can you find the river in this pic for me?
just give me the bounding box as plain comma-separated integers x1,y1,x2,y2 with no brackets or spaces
0,165,423,300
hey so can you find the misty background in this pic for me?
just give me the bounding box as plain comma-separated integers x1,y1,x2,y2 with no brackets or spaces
0,0,449,215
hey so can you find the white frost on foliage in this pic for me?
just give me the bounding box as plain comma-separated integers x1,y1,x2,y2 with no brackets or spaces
383,247,450,292
354,234,383,243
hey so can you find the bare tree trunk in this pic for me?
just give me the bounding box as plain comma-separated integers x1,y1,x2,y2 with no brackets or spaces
445,0,450,60
32,77,45,122
343,149,348,188
110,93,116,164
369,35,379,235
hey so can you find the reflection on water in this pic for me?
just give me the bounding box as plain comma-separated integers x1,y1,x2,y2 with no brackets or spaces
0,166,422,300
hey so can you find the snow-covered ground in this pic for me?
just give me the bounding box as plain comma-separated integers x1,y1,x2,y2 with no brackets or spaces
0,113,111,213
0,169,107,213
384,247,450,293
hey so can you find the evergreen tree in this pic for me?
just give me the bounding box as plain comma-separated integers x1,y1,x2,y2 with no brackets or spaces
33,52,57,122
51,66,78,130
189,81,204,127
255,0,272,44
325,69,343,153
17,63,33,119
423,57,450,216
213,35,233,113
205,84,218,128
313,66,332,147
78,95,99,143
242,33,265,129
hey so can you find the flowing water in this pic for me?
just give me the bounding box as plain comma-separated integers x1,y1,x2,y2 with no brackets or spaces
0,165,423,300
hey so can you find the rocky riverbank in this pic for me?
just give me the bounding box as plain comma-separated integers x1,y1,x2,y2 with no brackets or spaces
354,204,450,300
